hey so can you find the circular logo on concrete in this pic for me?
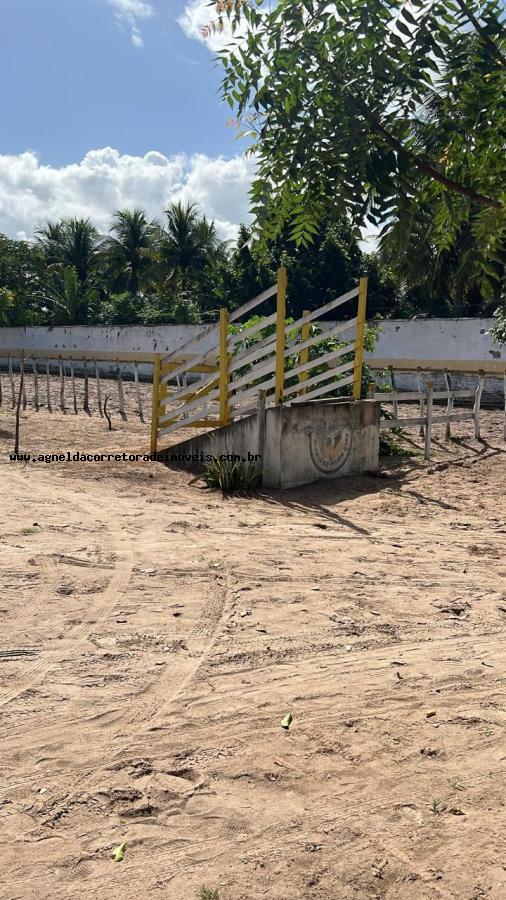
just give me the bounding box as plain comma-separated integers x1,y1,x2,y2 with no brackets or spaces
309,428,353,474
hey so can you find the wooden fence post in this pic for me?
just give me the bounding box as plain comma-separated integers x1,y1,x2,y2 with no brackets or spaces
256,389,266,484
8,355,15,408
59,357,66,412
219,307,230,426
116,360,125,419
94,359,103,417
46,359,52,413
134,361,143,422
14,351,24,455
275,266,287,406
424,382,433,461
353,276,368,401
504,371,506,443
298,309,310,396
417,368,425,437
150,355,161,455
70,360,78,414
444,369,453,439
32,358,39,411
474,372,484,440
389,365,398,420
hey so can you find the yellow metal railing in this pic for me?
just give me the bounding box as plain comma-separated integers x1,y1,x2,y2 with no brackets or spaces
150,267,368,453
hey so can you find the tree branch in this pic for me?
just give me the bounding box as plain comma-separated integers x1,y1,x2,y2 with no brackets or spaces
351,96,503,209
455,0,506,69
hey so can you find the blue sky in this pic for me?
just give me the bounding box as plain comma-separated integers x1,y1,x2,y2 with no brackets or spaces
0,0,234,166
0,0,254,239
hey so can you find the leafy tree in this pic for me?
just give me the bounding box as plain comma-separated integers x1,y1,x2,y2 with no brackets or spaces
0,287,15,324
491,302,506,344
0,234,45,324
214,0,506,303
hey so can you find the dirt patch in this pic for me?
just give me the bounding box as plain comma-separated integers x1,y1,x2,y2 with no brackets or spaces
0,375,505,898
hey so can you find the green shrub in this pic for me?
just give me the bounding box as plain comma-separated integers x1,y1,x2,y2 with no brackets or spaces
191,459,261,495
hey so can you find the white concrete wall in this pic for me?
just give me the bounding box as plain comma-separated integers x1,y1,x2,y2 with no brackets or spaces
0,317,503,397
365,317,502,363
362,318,504,402
0,324,209,356
1,317,501,362
0,324,217,379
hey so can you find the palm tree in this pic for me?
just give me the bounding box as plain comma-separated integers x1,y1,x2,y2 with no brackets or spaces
41,266,97,325
34,221,66,269
102,208,156,294
36,218,99,286
156,202,220,299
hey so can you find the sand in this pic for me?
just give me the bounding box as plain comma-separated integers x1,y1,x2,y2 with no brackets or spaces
0,373,505,899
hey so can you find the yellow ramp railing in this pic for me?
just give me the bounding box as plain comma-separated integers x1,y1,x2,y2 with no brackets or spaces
151,270,368,453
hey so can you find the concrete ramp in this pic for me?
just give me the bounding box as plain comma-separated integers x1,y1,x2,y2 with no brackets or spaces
165,399,380,489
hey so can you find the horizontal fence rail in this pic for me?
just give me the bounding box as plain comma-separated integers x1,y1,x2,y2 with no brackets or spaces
369,369,488,459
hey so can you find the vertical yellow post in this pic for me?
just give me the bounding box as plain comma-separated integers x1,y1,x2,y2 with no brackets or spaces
275,266,287,406
298,309,310,396
353,276,368,401
219,307,230,426
150,355,161,454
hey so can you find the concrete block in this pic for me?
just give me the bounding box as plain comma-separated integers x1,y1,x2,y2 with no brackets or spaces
165,400,380,490
263,400,380,489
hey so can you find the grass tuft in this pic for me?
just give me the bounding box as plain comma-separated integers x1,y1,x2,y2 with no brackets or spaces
196,888,220,900
380,430,417,457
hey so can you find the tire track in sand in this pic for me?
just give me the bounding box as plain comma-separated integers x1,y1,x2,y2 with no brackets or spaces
0,470,134,713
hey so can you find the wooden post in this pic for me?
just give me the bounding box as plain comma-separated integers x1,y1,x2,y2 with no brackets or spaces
0,369,2,407
59,357,66,412
83,360,90,414
417,368,425,437
8,355,15,408
298,309,310,396
424,382,433,461
353,276,368,401
70,359,78,414
134,361,143,422
219,307,230,426
150,355,161,455
256,389,266,485
21,357,27,409
94,359,103,416
46,359,52,412
474,372,484,440
14,352,24,455
444,369,453,439
504,371,506,443
32,358,39,410
116,361,125,419
389,366,398,420
275,266,287,406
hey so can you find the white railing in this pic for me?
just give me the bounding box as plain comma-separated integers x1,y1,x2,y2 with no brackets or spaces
370,374,485,459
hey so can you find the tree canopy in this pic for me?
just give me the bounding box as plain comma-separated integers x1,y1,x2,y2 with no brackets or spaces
214,0,505,301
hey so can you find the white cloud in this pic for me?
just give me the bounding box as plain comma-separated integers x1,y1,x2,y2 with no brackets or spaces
0,148,255,242
106,0,155,48
178,0,248,53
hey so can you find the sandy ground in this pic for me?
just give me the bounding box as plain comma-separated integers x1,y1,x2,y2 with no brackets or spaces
0,374,506,900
